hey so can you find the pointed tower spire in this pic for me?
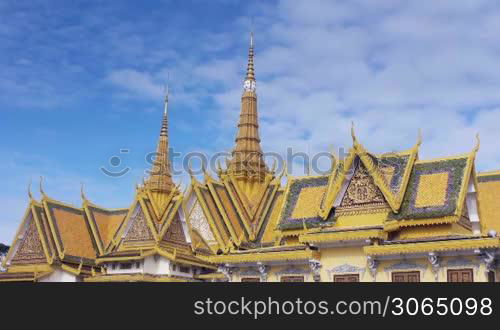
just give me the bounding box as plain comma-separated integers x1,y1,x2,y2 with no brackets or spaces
245,32,255,82
145,87,174,193
226,32,269,182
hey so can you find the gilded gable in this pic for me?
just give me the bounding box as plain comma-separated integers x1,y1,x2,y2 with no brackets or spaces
163,215,187,245
124,206,154,242
188,201,216,245
338,162,387,212
11,214,46,264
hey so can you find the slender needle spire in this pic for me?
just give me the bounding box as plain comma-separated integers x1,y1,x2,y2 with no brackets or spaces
145,86,174,193
246,32,255,82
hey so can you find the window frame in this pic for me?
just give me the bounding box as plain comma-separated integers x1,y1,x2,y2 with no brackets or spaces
391,271,420,282
333,274,360,282
447,268,474,282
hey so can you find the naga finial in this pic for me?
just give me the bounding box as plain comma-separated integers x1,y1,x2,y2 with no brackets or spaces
271,158,277,174
351,121,359,146
28,179,33,200
80,182,87,201
473,133,480,154
39,176,47,198
416,128,423,147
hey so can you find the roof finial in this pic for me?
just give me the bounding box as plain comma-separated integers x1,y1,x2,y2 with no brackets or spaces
473,133,480,154
39,176,46,198
80,182,87,201
271,158,277,174
351,121,358,146
163,83,169,116
416,128,423,147
28,179,33,200
163,72,170,115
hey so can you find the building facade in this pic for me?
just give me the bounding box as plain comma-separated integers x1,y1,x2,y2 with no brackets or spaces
1,35,499,282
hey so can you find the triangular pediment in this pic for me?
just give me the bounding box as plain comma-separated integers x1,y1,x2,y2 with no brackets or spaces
338,161,389,212
162,215,187,245
187,200,218,246
122,204,155,243
9,209,48,265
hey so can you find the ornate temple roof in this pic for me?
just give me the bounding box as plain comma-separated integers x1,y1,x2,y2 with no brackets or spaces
275,128,481,246
2,34,499,280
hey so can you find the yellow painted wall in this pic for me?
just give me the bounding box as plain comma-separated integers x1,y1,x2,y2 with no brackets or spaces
231,249,491,282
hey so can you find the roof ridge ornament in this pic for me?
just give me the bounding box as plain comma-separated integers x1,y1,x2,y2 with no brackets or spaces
351,121,359,147
39,176,47,198
473,133,480,155
28,179,33,200
271,159,277,174
80,182,87,201
416,128,423,147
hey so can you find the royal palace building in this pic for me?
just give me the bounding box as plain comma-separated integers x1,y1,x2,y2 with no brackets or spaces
1,35,499,282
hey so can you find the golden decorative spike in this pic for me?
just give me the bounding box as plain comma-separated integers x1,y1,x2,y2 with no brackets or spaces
188,165,195,179
416,129,423,147
28,179,33,200
271,158,277,173
216,159,223,176
39,176,47,198
473,133,480,154
80,183,87,201
175,179,182,193
351,121,358,146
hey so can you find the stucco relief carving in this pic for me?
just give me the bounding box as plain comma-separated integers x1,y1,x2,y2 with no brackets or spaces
445,257,480,275
12,216,45,262
189,202,216,244
125,207,154,241
327,263,366,278
342,164,386,207
275,266,310,278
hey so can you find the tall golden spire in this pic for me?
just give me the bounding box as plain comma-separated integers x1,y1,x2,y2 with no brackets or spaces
145,88,175,193
226,32,269,182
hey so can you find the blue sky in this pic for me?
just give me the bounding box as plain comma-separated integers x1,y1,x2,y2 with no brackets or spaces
2,0,500,243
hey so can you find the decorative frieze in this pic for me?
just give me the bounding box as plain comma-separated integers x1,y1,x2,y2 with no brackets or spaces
328,263,366,275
